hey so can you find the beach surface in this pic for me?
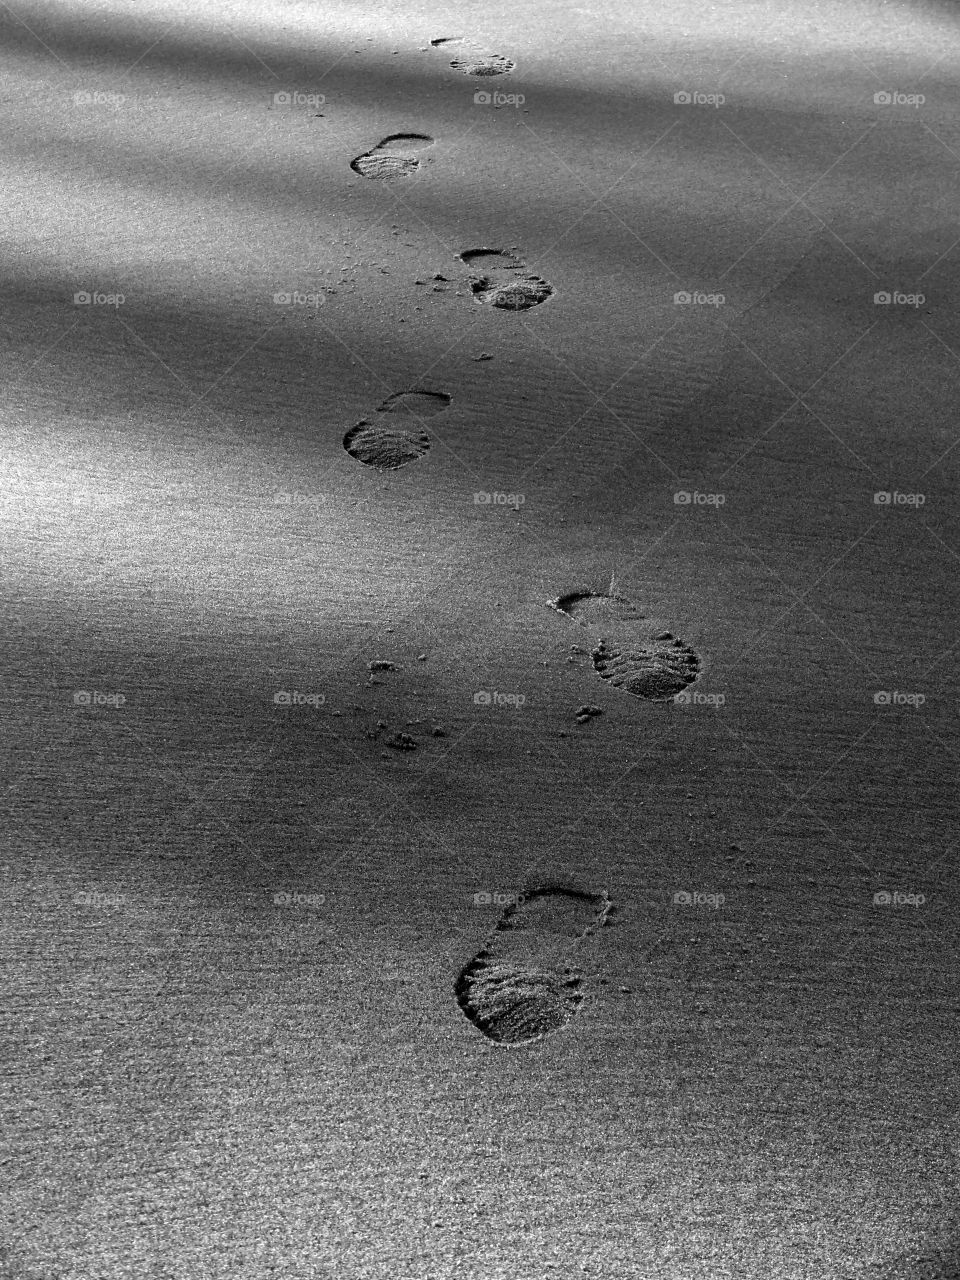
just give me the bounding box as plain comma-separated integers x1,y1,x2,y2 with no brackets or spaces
1,1,959,1276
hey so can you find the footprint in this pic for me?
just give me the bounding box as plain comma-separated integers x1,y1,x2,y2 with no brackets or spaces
376,389,451,418
593,637,700,702
549,589,702,703
549,590,648,632
459,247,553,311
342,388,450,469
350,133,434,180
343,421,429,469
451,51,516,76
456,885,612,1045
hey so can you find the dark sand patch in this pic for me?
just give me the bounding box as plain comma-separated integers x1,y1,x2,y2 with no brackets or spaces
455,885,612,1045
350,133,434,180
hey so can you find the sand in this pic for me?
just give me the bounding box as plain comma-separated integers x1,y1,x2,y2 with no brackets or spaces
1,0,959,1276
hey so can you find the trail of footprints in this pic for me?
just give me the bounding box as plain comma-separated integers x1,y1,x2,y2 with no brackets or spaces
340,42,704,1049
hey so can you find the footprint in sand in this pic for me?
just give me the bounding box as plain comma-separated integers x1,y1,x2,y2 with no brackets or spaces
427,35,515,76
451,51,516,76
350,133,434,180
455,885,612,1045
459,248,554,311
549,589,702,703
342,389,450,470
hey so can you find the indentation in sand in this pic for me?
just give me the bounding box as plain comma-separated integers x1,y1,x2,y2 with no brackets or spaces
451,52,516,76
549,589,702,702
343,388,450,469
376,389,451,417
459,247,553,311
549,590,648,631
455,885,612,1045
343,421,430,469
350,133,434,180
592,637,700,702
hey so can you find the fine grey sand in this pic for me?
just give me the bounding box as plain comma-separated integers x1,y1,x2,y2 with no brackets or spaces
1,1,959,1278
